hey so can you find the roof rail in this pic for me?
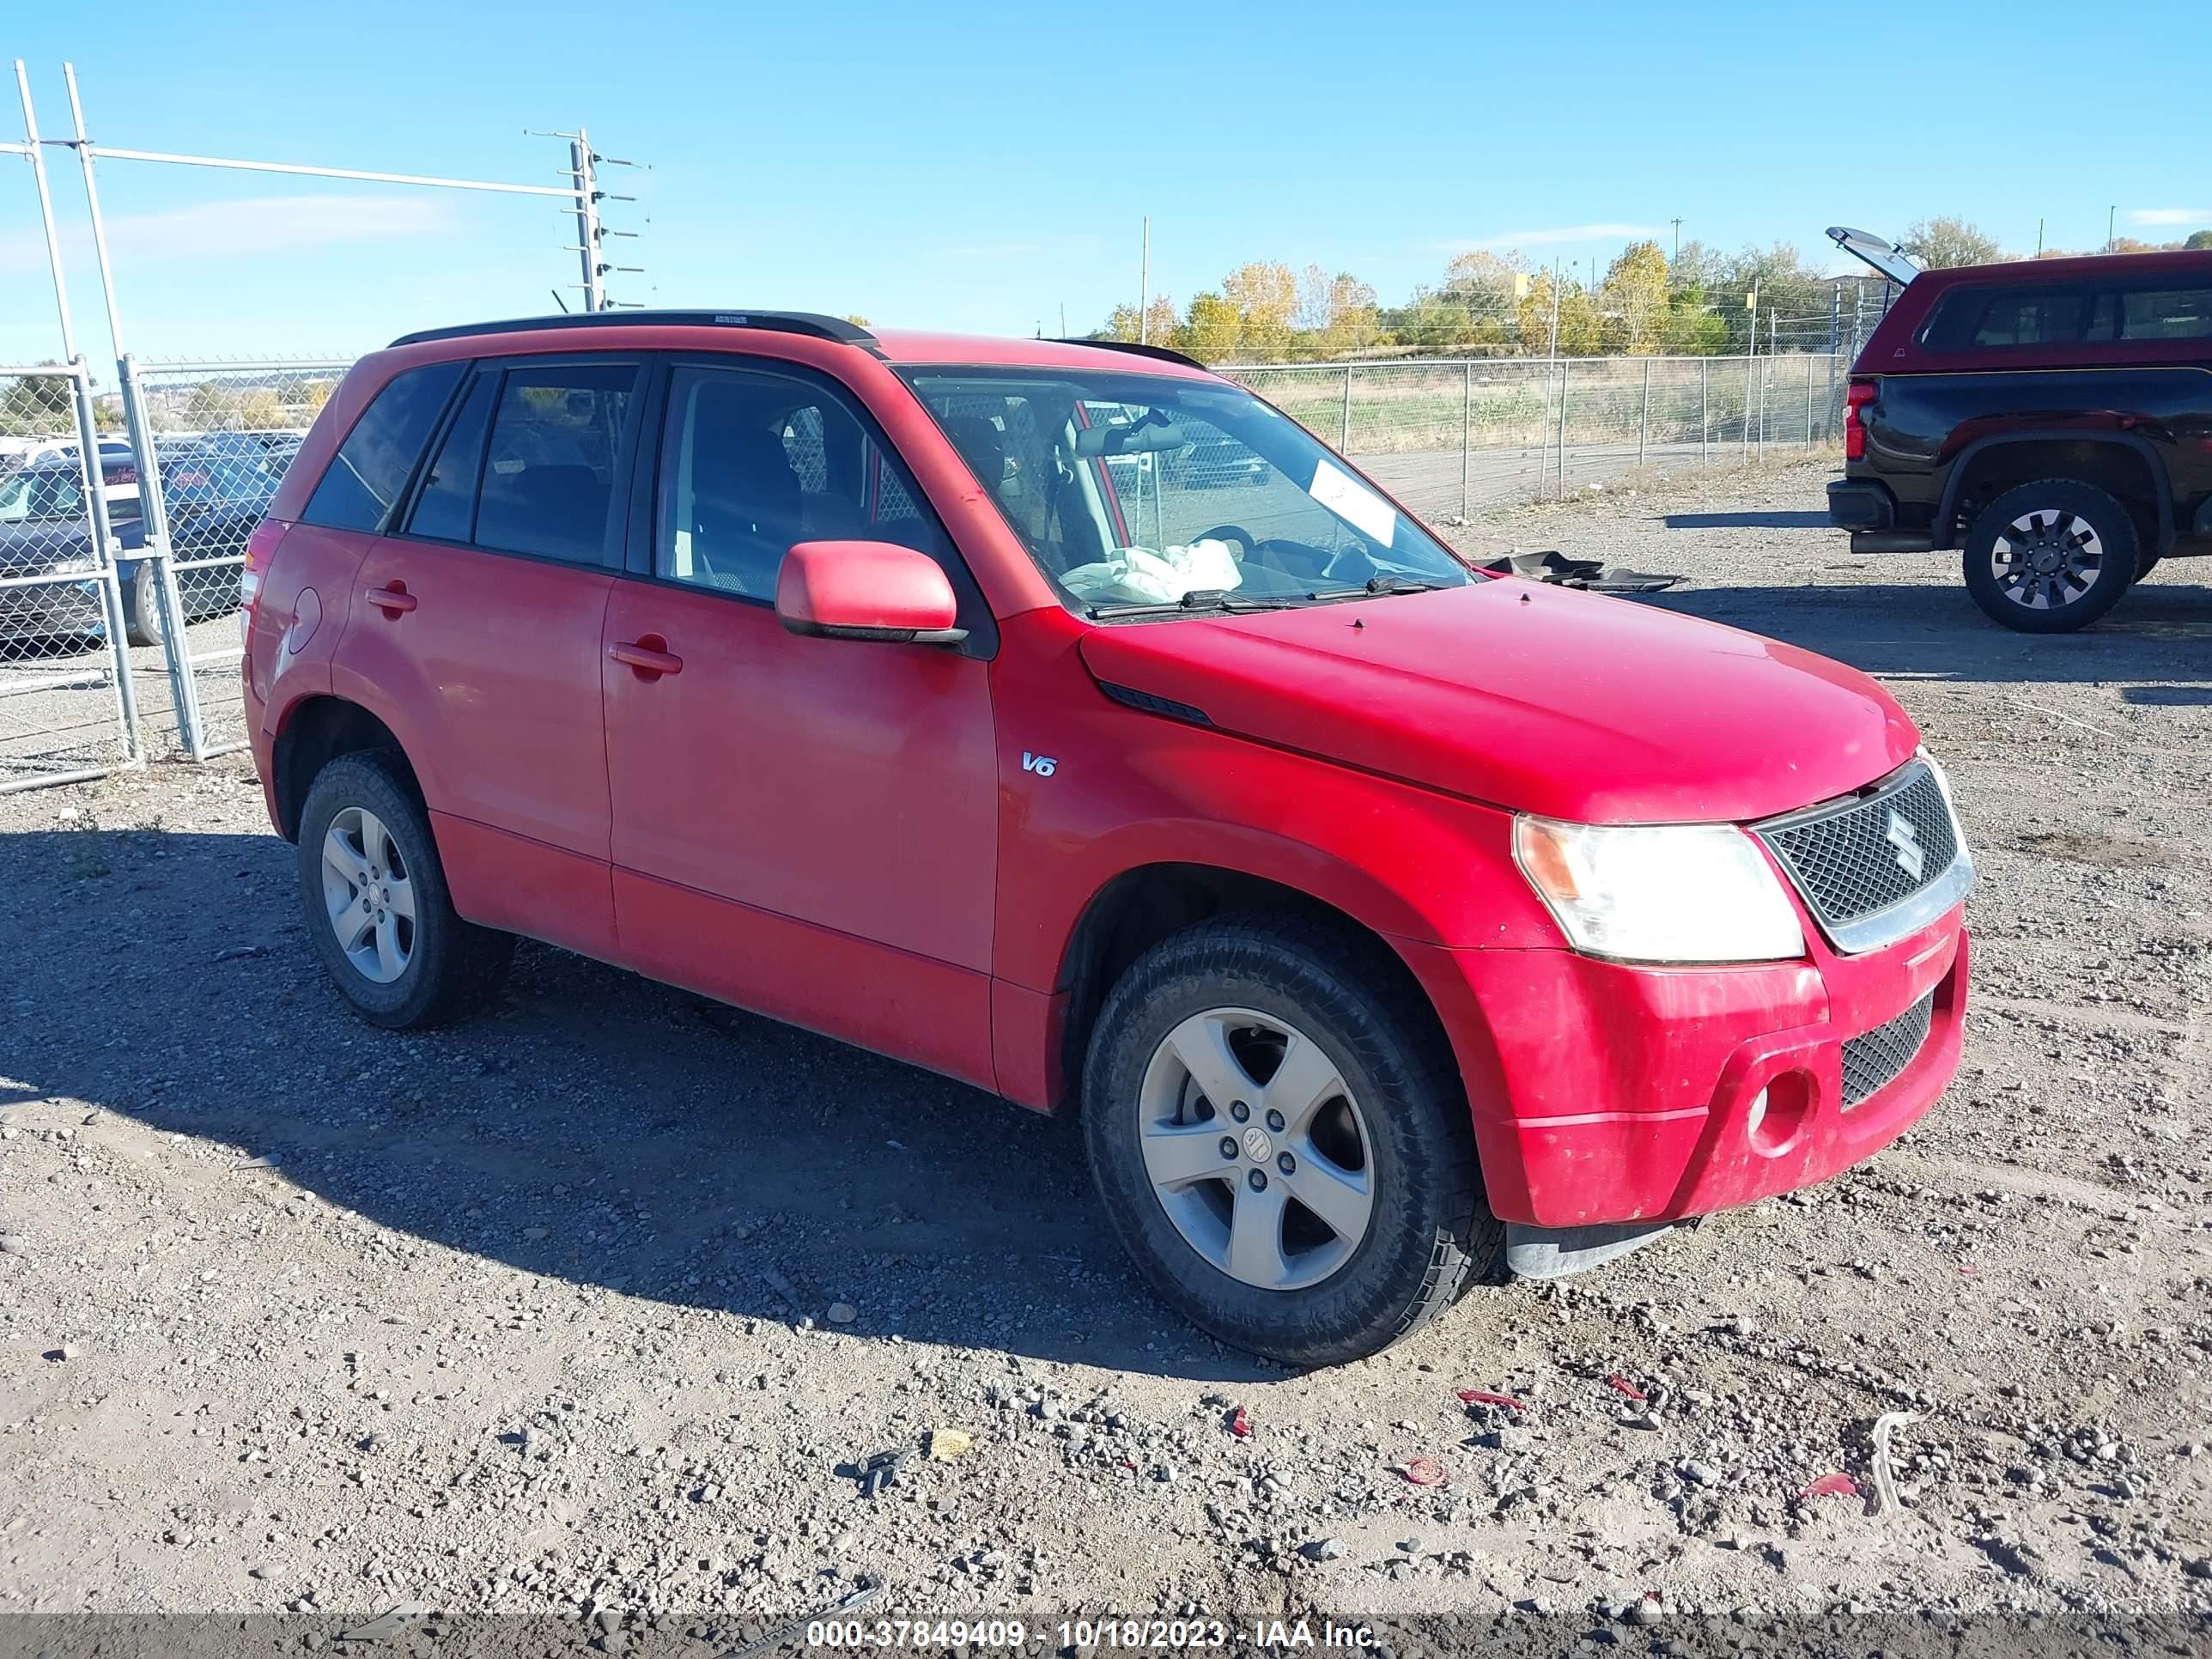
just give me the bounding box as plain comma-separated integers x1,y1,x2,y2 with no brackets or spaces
389,310,881,353
1051,337,1210,371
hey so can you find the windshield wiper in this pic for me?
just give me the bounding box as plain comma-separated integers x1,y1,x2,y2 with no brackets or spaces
1304,573,1443,602
1087,588,1294,620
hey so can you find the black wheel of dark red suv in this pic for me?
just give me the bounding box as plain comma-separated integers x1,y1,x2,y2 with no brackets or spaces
296,750,514,1030
1082,914,1500,1367
1962,480,2137,633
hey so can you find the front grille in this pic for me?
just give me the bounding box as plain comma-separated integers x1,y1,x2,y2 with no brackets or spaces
1840,991,1935,1106
1756,762,1961,945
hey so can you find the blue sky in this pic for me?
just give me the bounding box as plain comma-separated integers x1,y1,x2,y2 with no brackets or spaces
5,0,2210,374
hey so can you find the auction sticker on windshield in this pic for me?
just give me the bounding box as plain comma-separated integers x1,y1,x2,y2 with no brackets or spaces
1308,458,1397,546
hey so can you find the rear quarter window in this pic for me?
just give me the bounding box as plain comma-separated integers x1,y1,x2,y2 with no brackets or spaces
1918,285,2091,352
300,360,467,532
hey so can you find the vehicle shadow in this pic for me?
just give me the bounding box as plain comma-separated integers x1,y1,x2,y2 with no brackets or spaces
0,824,1279,1382
1659,510,1832,531
1628,571,2212,687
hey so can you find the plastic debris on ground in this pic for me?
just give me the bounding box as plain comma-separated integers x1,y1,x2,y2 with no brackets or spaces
1605,1375,1648,1401
1228,1405,1252,1439
1401,1455,1448,1487
1799,1470,1860,1501
1870,1410,1924,1515
925,1429,972,1463
1456,1389,1525,1412
1480,550,1684,592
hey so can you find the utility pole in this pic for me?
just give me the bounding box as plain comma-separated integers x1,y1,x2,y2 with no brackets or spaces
1139,216,1150,343
2037,217,2045,258
534,126,644,310
571,134,603,311
1547,259,1561,360
2106,204,2116,252
1669,217,1683,262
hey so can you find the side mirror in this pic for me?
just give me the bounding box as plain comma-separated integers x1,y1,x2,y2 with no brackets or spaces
775,540,967,646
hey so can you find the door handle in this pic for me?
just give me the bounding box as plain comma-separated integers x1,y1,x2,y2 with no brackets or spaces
364,584,416,615
609,636,683,678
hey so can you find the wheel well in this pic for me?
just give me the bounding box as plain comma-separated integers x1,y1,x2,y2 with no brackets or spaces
1946,439,2166,549
270,698,416,842
1054,862,1452,1112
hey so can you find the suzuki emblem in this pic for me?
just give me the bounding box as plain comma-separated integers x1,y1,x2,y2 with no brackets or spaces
1885,811,1925,881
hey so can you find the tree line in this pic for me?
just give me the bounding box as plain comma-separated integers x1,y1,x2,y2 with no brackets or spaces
1097,215,2212,365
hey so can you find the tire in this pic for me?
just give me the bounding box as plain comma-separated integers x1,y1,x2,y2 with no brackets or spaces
1081,914,1499,1367
295,750,514,1030
1961,480,2137,633
123,562,161,649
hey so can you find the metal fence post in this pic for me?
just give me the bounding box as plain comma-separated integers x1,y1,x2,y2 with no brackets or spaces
64,65,207,757
1699,358,1710,468
15,60,139,760
1804,355,1815,447
1554,360,1571,497
115,355,204,753
1534,363,1551,501
1339,364,1353,453
1742,349,1753,460
1638,359,1651,471
1461,360,1472,516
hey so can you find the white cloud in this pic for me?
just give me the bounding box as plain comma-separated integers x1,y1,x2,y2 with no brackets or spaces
1451,222,1663,252
2128,207,2212,227
0,193,459,275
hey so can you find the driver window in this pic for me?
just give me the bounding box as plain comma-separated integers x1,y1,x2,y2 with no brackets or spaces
656,365,953,599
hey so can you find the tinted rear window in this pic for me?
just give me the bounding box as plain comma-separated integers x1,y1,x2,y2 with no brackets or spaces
1919,276,2212,352
2120,287,2212,340
300,361,465,532
470,363,637,564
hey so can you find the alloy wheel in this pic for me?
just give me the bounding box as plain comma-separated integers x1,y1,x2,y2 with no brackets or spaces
320,805,415,984
1990,507,2106,611
1135,1006,1375,1291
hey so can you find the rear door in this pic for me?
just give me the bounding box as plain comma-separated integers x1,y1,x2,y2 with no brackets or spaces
331,356,643,960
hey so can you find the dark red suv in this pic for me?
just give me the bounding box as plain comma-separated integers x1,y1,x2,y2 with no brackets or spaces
245,312,1973,1364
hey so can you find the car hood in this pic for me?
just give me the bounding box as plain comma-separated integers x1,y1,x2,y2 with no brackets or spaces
1076,579,1919,823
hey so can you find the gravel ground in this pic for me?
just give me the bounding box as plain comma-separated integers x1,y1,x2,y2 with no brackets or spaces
1,459,2209,1655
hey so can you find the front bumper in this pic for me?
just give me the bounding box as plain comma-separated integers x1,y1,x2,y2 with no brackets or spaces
1402,915,1967,1229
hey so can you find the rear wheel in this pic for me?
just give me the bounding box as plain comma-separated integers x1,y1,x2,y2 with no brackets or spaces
295,750,513,1029
1961,479,2136,633
1082,915,1498,1367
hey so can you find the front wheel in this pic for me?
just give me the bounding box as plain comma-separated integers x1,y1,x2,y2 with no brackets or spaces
1961,480,2137,633
1082,915,1498,1367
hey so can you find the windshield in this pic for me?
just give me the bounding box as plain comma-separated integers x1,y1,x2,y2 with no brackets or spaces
902,367,1471,615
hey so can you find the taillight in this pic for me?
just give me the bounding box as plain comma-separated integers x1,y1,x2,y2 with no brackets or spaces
240,518,285,641
1844,380,1876,461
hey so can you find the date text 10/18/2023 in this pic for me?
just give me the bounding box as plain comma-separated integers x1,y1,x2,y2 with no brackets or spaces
803,1619,1381,1650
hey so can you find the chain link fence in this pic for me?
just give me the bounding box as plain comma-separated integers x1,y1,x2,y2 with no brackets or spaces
118,357,346,757
1222,348,1854,523
0,364,141,791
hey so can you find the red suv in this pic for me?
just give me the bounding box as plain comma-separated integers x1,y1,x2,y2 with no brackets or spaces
244,312,1973,1365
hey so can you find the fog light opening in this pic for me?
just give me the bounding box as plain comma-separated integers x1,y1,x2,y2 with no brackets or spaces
1746,1070,1814,1156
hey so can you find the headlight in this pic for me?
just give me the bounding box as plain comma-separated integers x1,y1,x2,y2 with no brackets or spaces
1513,816,1806,964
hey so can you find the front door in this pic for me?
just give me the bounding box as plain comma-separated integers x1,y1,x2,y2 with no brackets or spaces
602,360,999,1086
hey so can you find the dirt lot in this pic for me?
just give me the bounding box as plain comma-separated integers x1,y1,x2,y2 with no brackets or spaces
2,459,2209,1655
